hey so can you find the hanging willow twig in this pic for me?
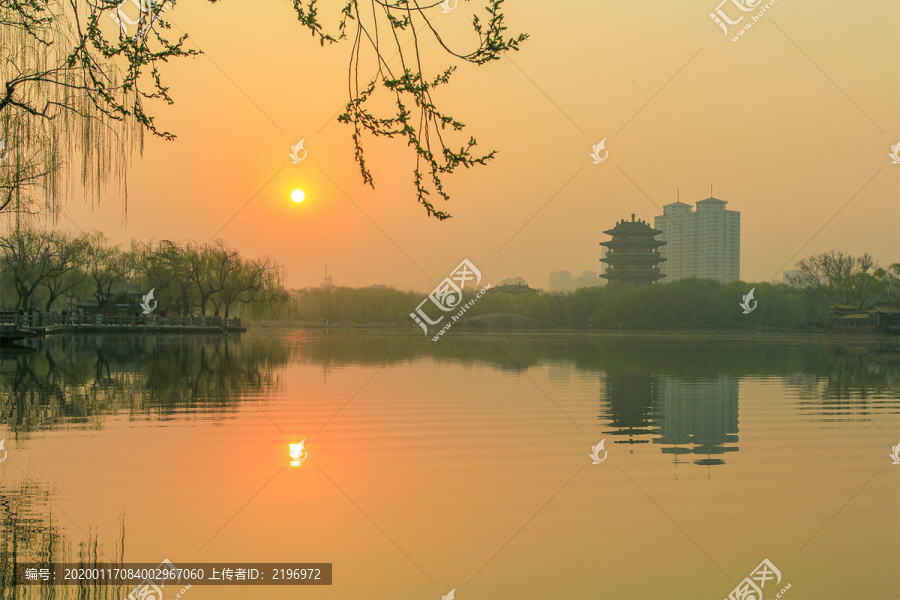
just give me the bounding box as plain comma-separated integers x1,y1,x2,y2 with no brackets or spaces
292,0,528,219
0,0,197,219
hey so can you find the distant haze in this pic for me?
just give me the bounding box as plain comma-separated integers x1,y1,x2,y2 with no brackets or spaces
57,0,898,291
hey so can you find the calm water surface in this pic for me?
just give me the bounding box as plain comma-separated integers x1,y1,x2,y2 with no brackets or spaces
1,331,898,599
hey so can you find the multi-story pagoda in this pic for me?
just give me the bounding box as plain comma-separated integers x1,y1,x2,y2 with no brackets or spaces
600,214,666,286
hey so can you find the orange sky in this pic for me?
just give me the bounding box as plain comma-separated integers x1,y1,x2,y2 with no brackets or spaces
60,0,899,291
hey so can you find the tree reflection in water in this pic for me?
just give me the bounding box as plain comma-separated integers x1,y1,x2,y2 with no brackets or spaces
0,334,291,434
0,477,126,599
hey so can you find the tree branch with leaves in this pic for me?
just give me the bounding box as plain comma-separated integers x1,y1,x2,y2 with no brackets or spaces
293,0,527,219
0,0,198,216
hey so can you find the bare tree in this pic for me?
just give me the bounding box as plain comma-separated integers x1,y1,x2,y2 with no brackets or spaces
142,239,197,316
218,254,283,318
0,225,86,309
84,233,130,310
789,251,878,308
40,231,89,310
872,264,900,304
184,241,233,316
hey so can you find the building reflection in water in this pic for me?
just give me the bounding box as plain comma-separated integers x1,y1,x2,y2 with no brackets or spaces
600,374,740,467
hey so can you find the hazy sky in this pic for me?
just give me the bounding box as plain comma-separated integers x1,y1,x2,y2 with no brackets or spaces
60,0,899,291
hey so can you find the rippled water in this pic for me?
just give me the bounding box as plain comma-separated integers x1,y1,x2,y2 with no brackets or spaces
1,331,898,599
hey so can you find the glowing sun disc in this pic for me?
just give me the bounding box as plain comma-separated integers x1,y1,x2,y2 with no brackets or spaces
291,189,305,203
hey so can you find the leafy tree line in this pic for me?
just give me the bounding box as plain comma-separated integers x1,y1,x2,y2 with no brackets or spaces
4,238,893,328
253,251,900,330
457,251,899,330
259,279,819,329
0,225,285,316
262,285,422,324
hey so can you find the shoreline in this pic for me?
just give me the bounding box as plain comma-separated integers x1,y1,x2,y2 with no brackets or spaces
247,324,899,346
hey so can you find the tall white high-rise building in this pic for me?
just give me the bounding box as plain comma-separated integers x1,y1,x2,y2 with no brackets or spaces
654,195,740,283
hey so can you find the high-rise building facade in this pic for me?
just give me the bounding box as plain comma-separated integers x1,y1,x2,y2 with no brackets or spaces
654,196,740,283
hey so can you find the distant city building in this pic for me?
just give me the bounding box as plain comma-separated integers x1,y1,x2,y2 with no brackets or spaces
488,280,540,295
549,270,573,292
599,214,666,287
549,270,605,293
653,376,739,465
600,372,740,465
653,194,740,283
500,276,528,286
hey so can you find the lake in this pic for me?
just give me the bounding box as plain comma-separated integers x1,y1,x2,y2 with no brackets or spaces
1,330,898,599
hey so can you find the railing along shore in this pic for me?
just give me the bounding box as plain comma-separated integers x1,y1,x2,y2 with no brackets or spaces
0,311,243,331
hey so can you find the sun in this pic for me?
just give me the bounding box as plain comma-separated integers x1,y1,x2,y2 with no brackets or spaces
291,189,305,203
